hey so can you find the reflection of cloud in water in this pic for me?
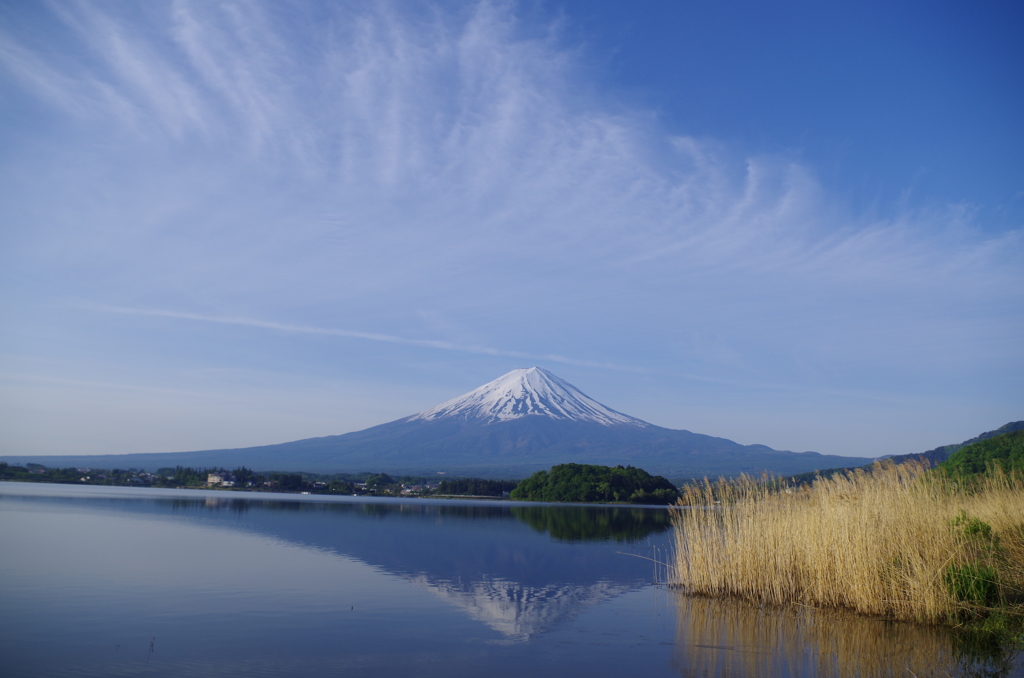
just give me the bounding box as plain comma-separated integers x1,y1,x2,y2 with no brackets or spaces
672,594,1020,678
409,574,633,641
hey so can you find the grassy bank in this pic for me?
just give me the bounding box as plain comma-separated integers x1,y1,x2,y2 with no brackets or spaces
670,460,1024,627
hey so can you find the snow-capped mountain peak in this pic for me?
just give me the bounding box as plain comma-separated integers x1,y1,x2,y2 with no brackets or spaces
409,367,648,427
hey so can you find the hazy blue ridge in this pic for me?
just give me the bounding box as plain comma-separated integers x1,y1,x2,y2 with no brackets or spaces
8,419,1019,483
886,421,1024,466
0,416,870,481
782,421,1024,485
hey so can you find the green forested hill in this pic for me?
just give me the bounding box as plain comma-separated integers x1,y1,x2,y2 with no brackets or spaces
782,421,1024,485
937,429,1024,476
510,463,679,504
886,420,1024,466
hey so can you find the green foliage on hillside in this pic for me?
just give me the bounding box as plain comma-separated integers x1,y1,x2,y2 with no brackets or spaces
510,463,679,504
938,430,1024,476
887,421,1024,467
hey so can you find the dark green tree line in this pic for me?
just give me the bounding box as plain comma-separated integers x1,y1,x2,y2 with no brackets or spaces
510,463,679,504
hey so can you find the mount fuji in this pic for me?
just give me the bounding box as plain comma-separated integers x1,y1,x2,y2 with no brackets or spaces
2,367,873,480
410,367,647,427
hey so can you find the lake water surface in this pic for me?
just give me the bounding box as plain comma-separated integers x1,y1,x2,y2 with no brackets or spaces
1,482,1020,677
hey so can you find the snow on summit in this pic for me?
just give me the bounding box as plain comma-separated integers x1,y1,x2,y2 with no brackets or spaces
410,367,648,427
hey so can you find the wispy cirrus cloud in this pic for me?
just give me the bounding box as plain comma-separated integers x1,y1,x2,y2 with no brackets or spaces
3,1,1019,339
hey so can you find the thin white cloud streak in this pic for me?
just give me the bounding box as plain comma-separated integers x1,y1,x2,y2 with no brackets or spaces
89,305,645,372
85,306,953,400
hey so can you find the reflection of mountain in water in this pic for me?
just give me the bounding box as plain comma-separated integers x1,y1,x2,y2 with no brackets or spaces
207,499,669,639
413,575,631,641
15,489,671,639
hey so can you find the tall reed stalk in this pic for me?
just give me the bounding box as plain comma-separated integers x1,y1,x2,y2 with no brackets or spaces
670,461,1024,623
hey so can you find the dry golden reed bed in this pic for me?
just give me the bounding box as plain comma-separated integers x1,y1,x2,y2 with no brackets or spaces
670,461,1024,623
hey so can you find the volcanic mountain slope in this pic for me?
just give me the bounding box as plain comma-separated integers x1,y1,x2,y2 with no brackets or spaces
1,367,873,480
410,367,646,427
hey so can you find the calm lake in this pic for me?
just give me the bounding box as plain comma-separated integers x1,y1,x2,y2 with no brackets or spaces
1,482,1020,677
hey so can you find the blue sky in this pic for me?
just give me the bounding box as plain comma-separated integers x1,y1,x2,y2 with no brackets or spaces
1,0,1021,460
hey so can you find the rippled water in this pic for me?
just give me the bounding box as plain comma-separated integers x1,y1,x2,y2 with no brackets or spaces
0,482,1019,677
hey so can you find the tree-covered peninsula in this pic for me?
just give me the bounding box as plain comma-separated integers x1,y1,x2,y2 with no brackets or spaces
510,463,679,504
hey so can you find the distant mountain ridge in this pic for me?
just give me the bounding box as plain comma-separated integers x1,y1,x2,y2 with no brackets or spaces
784,420,1024,485
1,367,873,480
884,421,1024,466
